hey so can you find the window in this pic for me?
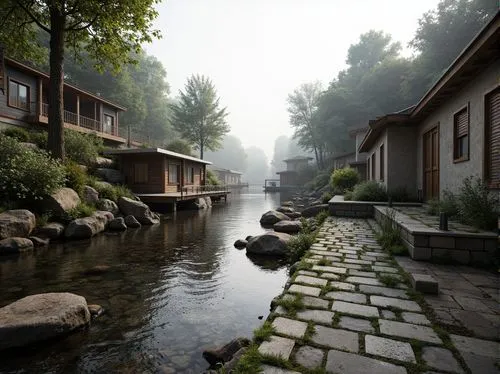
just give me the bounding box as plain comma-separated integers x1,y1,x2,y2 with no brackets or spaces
185,166,194,184
8,79,30,111
380,144,385,182
453,106,469,161
103,114,114,134
371,153,376,180
134,163,148,183
168,163,179,184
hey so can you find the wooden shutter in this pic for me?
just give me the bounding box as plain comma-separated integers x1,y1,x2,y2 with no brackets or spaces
455,108,468,137
486,87,500,187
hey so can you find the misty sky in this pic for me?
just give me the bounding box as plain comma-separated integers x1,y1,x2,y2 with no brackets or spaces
146,0,440,159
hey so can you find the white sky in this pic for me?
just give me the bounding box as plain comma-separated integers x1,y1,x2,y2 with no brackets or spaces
145,0,440,159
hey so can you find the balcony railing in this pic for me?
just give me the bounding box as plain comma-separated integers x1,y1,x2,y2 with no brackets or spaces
41,103,117,136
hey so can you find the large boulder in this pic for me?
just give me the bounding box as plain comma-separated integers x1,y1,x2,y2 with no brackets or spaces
95,168,123,184
118,197,159,225
193,198,207,209
287,212,302,219
246,232,292,256
234,239,248,248
302,204,329,218
273,220,302,234
276,206,295,214
0,210,36,239
0,237,34,255
64,211,113,239
259,210,290,226
0,293,90,351
124,215,141,228
83,186,99,205
36,222,65,240
41,188,81,217
97,198,120,216
109,217,127,231
95,157,114,168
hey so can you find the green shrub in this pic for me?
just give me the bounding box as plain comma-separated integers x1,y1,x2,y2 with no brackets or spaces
287,232,316,263
315,210,329,226
93,182,133,202
64,161,87,196
376,209,406,254
253,321,275,343
351,181,387,201
64,129,103,166
2,127,30,142
321,191,333,203
330,167,360,192
343,189,353,201
30,131,48,149
456,177,498,230
206,170,221,186
314,172,331,189
66,202,96,220
0,135,66,204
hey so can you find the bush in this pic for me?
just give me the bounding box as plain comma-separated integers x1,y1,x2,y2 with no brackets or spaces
65,202,96,220
0,135,66,204
426,190,458,217
206,170,221,186
315,210,329,226
330,168,360,193
321,191,333,204
287,232,316,263
376,208,407,255
93,182,133,202
64,129,103,166
343,190,353,201
313,172,331,189
64,161,87,196
2,127,30,142
351,181,387,201
456,177,498,230
30,131,48,149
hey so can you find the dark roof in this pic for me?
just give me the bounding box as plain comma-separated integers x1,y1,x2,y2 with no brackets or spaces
5,57,127,111
104,147,212,164
283,155,313,162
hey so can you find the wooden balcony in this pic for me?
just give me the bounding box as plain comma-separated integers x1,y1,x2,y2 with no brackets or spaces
39,103,126,144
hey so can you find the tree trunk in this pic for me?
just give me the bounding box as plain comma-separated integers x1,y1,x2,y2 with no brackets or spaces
47,7,65,160
200,141,204,159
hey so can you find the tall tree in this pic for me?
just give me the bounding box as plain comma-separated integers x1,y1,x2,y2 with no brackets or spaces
171,74,229,159
0,0,160,159
287,81,325,169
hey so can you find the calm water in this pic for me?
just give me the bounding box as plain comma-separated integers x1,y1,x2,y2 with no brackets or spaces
0,188,290,373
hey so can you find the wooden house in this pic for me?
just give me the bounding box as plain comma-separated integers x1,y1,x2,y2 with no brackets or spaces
104,148,212,195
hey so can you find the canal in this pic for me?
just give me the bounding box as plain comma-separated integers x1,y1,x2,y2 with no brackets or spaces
0,188,289,373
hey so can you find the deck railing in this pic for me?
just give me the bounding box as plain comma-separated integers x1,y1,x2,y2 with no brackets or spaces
41,103,116,136
180,184,229,198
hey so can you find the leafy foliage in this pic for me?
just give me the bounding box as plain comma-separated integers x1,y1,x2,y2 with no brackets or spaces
166,139,193,156
376,208,407,255
287,233,316,264
456,177,498,230
351,181,388,202
330,168,360,193
253,321,275,344
0,135,66,204
206,170,221,186
426,190,458,216
2,127,30,142
64,161,87,196
92,183,133,202
65,203,96,220
321,191,333,204
170,75,229,159
64,130,103,167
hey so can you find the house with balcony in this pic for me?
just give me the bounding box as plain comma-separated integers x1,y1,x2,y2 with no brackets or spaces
0,56,127,145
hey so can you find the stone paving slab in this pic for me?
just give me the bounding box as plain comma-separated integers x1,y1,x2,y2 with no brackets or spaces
370,295,422,312
359,284,409,299
365,335,416,363
346,276,383,286
339,316,375,333
294,346,324,369
293,275,327,287
272,317,307,339
311,325,359,352
261,365,301,374
288,284,321,297
331,300,380,318
326,349,407,374
295,309,334,325
421,346,464,374
329,281,356,291
325,291,367,304
379,319,442,344
311,265,347,274
401,312,431,325
258,335,295,359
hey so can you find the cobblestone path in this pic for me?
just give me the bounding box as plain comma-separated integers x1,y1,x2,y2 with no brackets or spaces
258,217,499,374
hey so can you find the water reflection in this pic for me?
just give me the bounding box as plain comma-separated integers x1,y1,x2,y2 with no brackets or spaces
0,188,288,373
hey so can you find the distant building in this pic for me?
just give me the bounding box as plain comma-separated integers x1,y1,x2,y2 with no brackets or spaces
0,56,127,146
276,156,313,188
209,166,245,187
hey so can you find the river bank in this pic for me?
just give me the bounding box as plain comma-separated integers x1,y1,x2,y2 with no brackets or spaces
0,188,289,373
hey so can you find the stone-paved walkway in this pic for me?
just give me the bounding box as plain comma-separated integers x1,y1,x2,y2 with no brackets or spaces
259,217,500,374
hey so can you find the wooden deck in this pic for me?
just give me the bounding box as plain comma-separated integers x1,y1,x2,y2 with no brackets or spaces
137,189,230,204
